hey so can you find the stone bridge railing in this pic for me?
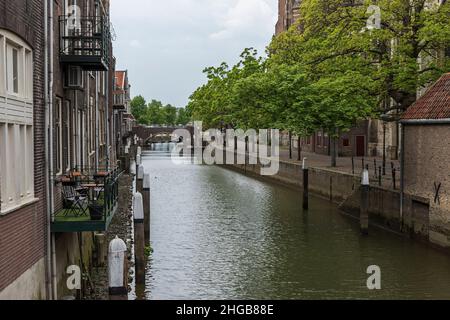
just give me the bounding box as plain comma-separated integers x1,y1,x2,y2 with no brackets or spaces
132,125,194,144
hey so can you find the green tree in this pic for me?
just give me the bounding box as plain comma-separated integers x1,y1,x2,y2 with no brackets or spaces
176,108,191,125
163,104,178,125
187,48,265,129
130,95,147,124
269,0,450,112
187,0,450,167
146,100,165,125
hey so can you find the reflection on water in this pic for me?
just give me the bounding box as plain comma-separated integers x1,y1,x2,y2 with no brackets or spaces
143,143,450,300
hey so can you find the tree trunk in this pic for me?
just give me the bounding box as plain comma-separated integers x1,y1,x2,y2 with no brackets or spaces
331,136,337,167
289,132,292,159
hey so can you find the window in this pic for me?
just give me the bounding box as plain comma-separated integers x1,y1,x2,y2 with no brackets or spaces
55,97,62,175
0,29,34,214
6,43,19,94
0,35,4,96
343,138,350,147
25,49,32,99
0,122,34,213
64,100,71,172
64,66,83,88
317,132,322,146
89,96,95,152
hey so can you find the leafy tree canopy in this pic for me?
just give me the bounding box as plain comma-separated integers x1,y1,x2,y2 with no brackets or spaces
130,96,191,126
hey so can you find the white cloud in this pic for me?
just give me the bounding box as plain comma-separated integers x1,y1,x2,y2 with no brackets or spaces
210,0,276,40
129,39,142,48
110,0,278,107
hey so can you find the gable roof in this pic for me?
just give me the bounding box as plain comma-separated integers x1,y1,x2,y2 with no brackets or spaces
401,73,450,121
115,71,126,90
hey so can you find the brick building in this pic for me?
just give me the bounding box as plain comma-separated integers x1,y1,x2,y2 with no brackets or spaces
275,0,301,35
113,70,133,156
401,73,450,248
0,0,47,299
1,0,128,300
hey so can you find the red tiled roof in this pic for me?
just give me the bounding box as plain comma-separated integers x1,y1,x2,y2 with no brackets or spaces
124,113,135,120
115,71,126,90
401,73,450,120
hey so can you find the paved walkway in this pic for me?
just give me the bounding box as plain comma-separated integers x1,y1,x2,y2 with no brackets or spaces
220,141,400,190
278,146,400,190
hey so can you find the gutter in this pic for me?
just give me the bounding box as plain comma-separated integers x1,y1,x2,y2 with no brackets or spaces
400,118,450,125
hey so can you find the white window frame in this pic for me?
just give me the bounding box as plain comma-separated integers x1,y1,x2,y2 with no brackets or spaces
6,43,20,96
65,100,71,172
0,29,35,215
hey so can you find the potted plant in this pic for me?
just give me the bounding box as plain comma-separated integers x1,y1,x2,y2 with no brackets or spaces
89,200,104,221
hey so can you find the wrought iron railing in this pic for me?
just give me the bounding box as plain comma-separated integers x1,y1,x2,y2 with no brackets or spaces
59,15,111,69
55,167,121,223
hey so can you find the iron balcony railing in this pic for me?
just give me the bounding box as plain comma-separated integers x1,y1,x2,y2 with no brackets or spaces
113,93,126,107
52,167,122,232
59,15,111,71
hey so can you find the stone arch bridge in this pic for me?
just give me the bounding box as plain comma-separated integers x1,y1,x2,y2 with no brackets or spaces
132,125,195,145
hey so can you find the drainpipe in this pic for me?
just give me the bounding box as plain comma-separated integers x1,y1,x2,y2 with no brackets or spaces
87,73,90,170
44,0,56,300
106,69,110,170
95,71,99,171
48,0,58,300
44,0,52,300
399,123,405,232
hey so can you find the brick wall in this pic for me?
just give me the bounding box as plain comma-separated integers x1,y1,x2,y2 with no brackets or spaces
404,125,450,247
0,0,47,292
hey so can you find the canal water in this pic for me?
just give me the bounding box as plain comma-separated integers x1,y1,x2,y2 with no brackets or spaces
142,144,450,300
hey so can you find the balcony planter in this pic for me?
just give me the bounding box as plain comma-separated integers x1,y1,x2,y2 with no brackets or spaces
89,203,104,221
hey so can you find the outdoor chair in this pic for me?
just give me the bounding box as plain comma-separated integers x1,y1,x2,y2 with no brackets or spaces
62,185,89,217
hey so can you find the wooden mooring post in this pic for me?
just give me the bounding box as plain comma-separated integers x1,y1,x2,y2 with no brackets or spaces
360,169,370,235
133,192,146,285
137,164,144,194
143,173,151,245
302,158,309,211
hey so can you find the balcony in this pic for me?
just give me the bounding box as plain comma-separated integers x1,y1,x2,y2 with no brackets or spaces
113,93,127,110
59,16,111,71
51,167,121,233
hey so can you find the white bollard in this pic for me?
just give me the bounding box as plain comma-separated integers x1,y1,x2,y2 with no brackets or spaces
108,236,128,300
137,165,145,202
137,164,145,181
136,154,141,166
360,169,370,235
143,173,151,191
362,169,370,186
130,160,136,176
133,192,144,222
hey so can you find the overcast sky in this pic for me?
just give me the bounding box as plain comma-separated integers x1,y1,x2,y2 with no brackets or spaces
110,0,278,108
